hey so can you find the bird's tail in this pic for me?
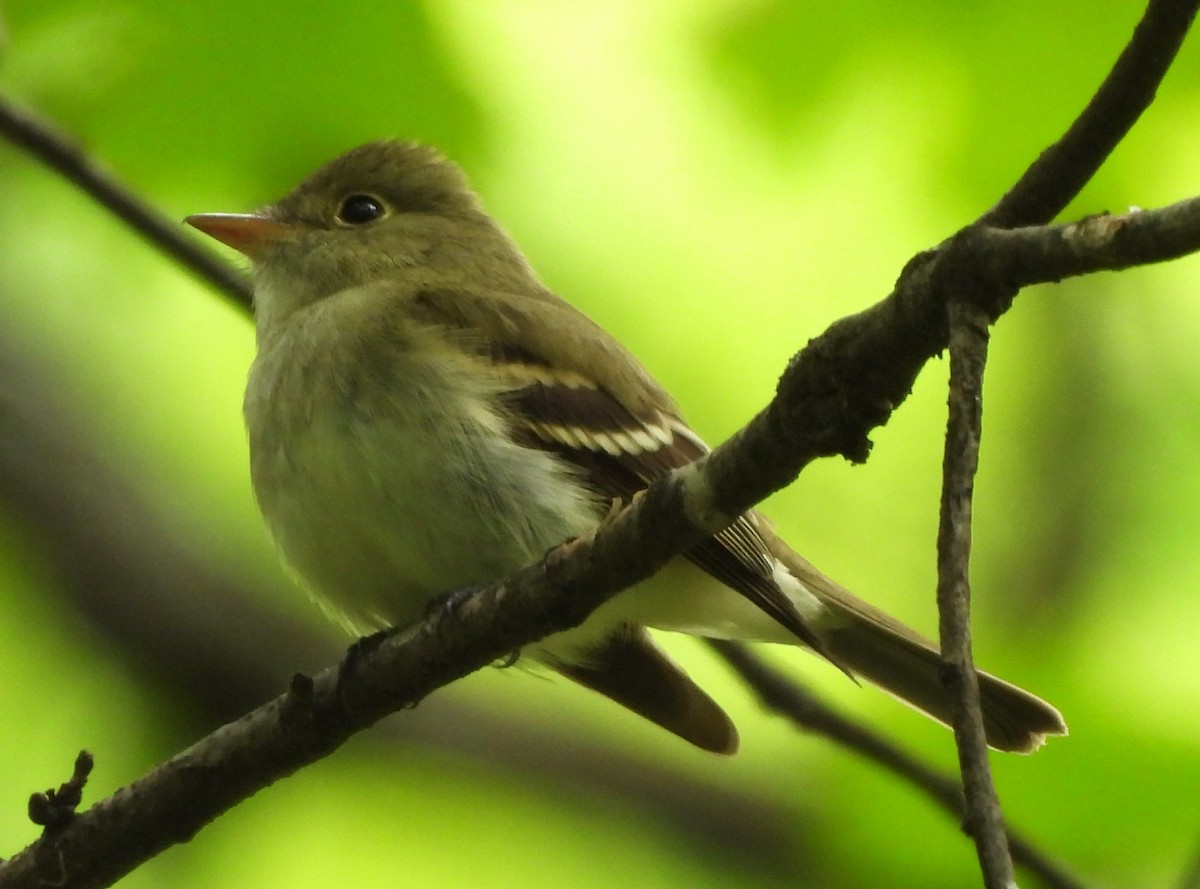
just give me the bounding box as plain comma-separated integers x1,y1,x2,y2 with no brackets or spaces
758,524,1067,753
554,626,740,754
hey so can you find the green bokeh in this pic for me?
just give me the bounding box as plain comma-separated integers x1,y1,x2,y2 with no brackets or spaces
2,1,1199,886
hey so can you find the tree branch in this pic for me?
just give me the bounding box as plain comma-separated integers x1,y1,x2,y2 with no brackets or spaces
982,0,1200,228
938,299,1013,887
981,197,1200,283
0,96,253,311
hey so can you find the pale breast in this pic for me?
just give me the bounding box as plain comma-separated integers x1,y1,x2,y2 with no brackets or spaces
244,296,601,633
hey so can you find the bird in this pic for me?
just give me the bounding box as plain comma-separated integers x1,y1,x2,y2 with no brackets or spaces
186,140,1066,755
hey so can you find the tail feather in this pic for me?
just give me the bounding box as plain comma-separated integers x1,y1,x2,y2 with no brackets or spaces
758,525,1067,753
555,626,739,755
821,614,1066,753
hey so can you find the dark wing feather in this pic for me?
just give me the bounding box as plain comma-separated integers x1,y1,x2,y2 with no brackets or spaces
494,346,828,653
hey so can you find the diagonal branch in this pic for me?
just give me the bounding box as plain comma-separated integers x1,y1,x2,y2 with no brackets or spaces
0,96,253,310
981,0,1200,228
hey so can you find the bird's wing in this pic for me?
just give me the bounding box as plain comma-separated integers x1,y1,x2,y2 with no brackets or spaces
406,286,828,655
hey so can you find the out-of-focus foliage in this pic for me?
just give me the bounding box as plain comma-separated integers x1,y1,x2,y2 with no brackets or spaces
2,1,1199,887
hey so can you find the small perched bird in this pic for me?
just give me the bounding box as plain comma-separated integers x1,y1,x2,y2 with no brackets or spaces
187,141,1065,754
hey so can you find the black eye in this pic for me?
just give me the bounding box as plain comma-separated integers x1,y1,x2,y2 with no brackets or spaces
336,194,386,225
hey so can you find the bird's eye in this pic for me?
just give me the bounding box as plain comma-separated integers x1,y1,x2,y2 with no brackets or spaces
336,194,387,225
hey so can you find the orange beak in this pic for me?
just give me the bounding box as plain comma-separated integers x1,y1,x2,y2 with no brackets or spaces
185,213,291,259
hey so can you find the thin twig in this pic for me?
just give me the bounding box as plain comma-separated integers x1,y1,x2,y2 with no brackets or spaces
982,0,1200,228
0,94,253,310
708,641,1086,889
938,299,1012,887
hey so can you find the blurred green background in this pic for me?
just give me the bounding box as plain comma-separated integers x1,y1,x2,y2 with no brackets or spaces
2,1,1200,886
